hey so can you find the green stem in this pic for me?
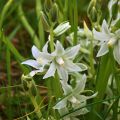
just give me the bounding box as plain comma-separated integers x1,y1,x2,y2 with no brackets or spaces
0,0,13,29
73,0,78,45
6,47,12,120
0,0,13,59
36,0,45,50
90,53,112,120
50,27,54,52
52,73,62,98
89,33,95,76
29,93,42,119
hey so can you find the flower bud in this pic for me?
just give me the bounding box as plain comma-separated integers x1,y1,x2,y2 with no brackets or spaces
89,6,97,22
49,3,59,22
87,0,96,15
44,0,53,13
40,11,50,32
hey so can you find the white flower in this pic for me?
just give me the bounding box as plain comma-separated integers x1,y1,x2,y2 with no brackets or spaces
43,41,87,81
53,74,97,119
93,20,120,64
22,42,54,77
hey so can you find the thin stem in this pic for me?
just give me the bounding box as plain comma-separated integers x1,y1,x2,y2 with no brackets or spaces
89,32,95,76
73,0,78,45
0,0,13,29
6,47,12,119
36,0,45,50
90,53,112,120
0,0,13,59
29,93,43,119
50,27,54,52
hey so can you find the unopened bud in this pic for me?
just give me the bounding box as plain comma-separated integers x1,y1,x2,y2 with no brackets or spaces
49,3,59,22
40,11,50,32
89,6,97,22
44,0,53,13
87,0,96,15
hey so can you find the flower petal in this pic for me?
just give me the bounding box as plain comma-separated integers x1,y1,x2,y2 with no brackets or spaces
113,41,120,64
76,63,87,71
29,69,44,77
102,20,110,34
73,74,86,94
60,81,72,95
56,65,68,82
97,43,109,57
64,44,80,60
32,45,41,59
43,62,56,79
93,29,110,42
53,99,67,109
64,60,81,72
55,41,65,55
42,41,49,53
22,59,41,69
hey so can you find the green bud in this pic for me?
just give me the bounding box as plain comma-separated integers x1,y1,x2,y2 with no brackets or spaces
87,0,96,15
44,0,53,13
49,3,59,22
30,81,37,97
40,11,50,32
89,6,97,22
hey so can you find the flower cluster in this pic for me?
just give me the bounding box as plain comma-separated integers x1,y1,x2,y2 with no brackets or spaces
21,21,97,119
53,74,97,120
93,20,120,64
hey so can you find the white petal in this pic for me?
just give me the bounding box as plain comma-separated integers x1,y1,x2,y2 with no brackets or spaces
64,60,81,72
53,99,67,109
55,41,65,55
42,41,49,53
73,74,86,94
22,59,41,69
102,20,110,34
43,62,56,79
32,45,41,59
58,107,69,117
75,63,87,71
60,81,72,95
64,44,80,60
69,96,79,104
97,43,109,57
29,69,44,77
93,29,110,42
113,41,120,64
86,92,98,99
56,65,68,82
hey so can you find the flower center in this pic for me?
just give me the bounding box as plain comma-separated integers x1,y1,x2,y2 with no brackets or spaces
56,57,64,65
37,58,43,64
107,38,117,47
